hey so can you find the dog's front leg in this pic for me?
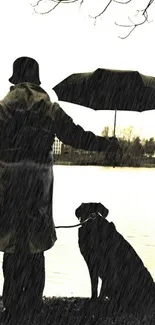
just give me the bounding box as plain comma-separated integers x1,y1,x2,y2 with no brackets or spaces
88,265,98,299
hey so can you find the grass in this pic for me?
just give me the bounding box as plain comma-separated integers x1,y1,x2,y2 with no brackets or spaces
1,296,155,325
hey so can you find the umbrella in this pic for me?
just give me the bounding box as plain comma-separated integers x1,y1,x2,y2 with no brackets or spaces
53,68,155,136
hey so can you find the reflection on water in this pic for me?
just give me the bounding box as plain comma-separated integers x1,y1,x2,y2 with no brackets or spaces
0,166,155,298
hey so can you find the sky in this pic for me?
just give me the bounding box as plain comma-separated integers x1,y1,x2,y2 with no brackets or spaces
0,0,155,139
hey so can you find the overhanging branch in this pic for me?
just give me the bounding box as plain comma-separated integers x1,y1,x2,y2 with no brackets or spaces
89,0,132,21
32,0,79,15
32,0,155,38
115,0,154,39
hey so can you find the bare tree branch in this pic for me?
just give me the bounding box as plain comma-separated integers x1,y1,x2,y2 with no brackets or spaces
51,0,79,3
32,0,81,15
89,0,113,20
115,0,154,39
32,0,155,38
114,0,131,3
32,0,42,7
88,0,132,27
32,1,61,14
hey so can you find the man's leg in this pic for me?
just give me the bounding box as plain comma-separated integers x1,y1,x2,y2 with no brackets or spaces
2,252,18,311
2,252,23,323
2,252,45,311
27,252,45,313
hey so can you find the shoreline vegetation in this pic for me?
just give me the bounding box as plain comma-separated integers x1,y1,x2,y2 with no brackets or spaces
53,135,155,168
54,161,155,168
0,296,155,324
54,156,155,168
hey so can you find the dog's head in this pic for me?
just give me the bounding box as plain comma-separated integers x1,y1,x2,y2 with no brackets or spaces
75,202,109,223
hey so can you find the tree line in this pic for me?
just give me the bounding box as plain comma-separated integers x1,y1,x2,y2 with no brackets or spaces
54,126,155,167
102,126,155,167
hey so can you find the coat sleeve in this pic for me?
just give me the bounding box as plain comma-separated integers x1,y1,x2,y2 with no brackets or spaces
46,102,110,152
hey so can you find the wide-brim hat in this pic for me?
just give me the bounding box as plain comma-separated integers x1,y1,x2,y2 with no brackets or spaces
9,56,41,85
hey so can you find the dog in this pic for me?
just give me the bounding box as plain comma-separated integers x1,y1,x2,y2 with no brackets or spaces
75,202,155,314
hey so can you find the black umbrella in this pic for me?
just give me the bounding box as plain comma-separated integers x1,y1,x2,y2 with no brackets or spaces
53,68,155,136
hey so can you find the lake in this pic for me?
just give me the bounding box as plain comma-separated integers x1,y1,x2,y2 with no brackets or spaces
0,166,155,298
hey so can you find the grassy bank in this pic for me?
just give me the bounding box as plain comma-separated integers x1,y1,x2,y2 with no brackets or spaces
54,161,155,167
0,296,155,325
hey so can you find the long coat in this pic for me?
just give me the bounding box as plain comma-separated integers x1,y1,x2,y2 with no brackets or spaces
0,82,110,253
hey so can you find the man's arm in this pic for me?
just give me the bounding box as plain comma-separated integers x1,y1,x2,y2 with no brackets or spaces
50,102,113,152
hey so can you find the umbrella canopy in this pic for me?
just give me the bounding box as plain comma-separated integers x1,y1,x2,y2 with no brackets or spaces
53,68,155,112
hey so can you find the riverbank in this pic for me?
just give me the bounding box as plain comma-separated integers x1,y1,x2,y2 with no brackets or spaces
54,161,155,168
0,296,155,325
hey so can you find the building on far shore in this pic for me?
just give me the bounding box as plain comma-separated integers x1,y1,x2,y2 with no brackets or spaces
53,136,62,154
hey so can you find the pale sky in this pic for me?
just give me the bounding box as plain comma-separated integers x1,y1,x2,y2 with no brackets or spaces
0,0,155,139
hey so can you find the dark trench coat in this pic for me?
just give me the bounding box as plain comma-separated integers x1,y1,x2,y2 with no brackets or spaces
0,82,111,253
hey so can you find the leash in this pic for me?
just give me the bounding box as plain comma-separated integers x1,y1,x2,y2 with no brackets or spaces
55,213,100,229
55,223,85,229
55,217,93,229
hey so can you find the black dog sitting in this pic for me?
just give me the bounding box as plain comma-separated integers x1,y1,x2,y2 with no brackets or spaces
75,202,155,314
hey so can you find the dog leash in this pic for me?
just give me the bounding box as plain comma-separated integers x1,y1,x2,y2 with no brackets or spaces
55,214,97,229
55,222,85,229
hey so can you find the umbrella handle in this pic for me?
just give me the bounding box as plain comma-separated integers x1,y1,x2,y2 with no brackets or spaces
113,109,117,137
113,109,117,168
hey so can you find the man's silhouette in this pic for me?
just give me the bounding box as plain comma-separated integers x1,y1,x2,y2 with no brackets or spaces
0,56,120,321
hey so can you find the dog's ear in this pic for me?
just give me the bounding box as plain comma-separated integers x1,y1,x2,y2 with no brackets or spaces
98,203,109,218
75,203,84,219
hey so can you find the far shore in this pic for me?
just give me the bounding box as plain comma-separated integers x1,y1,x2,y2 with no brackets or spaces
54,161,155,168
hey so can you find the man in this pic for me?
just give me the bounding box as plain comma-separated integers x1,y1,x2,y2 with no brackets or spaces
0,57,120,322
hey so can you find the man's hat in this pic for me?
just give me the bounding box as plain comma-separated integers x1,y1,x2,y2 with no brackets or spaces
9,56,41,85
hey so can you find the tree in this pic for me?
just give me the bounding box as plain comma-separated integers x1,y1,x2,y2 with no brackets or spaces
143,137,155,157
101,126,110,137
117,126,134,141
32,0,155,38
130,136,144,157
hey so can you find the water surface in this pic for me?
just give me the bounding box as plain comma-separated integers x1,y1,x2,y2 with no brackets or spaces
0,166,155,298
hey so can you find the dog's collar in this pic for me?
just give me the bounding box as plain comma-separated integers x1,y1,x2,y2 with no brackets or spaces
89,212,103,219
79,212,103,224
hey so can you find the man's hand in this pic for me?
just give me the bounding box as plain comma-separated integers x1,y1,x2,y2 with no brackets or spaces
107,136,121,153
100,136,122,167
100,136,121,154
